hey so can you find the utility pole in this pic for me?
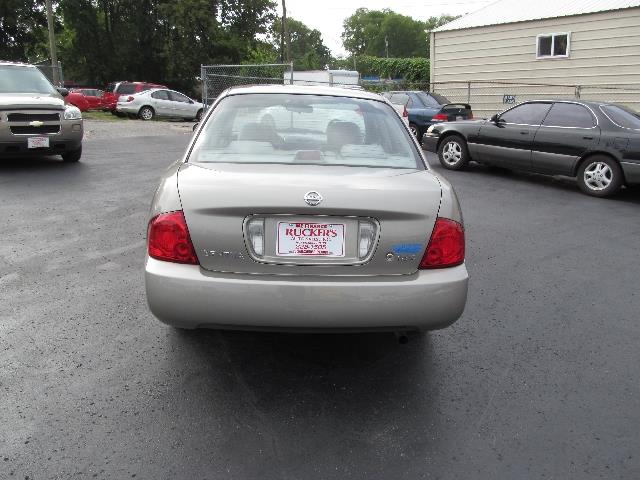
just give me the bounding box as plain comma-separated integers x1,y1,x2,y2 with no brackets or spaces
45,0,59,85
282,0,291,64
385,35,389,58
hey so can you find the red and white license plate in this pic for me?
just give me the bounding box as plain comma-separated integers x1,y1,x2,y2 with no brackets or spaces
27,137,49,149
277,222,345,257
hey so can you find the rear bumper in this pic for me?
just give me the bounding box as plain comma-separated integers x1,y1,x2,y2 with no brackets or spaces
422,133,439,152
115,104,138,115
145,257,469,332
621,161,640,185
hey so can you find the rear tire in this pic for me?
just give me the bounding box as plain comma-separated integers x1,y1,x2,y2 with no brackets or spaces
138,106,155,121
196,109,203,121
62,146,82,163
576,155,623,197
438,135,469,170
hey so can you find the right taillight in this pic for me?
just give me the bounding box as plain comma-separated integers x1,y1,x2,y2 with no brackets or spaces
147,211,198,264
419,218,465,269
432,113,448,122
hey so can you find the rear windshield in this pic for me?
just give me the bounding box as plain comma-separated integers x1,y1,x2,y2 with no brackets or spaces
116,83,136,95
417,92,449,107
601,105,640,130
189,93,423,169
0,65,58,95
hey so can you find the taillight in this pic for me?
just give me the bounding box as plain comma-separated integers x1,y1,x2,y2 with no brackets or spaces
402,105,409,118
127,96,134,102
419,218,464,269
432,113,448,122
147,211,198,264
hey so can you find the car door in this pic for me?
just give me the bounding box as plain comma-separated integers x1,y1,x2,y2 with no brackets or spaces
475,102,552,170
150,90,172,116
168,91,194,118
530,102,600,175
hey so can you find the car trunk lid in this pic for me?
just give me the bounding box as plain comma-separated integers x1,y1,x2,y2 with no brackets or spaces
177,162,443,276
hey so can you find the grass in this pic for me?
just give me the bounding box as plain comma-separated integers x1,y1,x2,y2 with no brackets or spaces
83,110,128,122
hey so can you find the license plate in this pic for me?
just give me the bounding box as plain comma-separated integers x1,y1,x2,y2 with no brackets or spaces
456,115,464,121
28,137,49,149
277,222,345,257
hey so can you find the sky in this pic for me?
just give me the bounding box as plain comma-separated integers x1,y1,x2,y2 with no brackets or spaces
276,0,496,56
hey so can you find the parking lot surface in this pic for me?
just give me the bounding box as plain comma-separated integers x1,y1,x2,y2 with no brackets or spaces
1,127,639,479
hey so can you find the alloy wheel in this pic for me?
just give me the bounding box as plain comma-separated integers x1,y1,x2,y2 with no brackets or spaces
442,141,462,166
583,161,613,191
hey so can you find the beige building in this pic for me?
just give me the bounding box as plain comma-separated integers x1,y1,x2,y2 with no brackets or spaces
429,0,640,116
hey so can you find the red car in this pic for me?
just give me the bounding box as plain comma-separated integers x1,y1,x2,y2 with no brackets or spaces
71,88,104,110
102,81,166,112
66,90,91,112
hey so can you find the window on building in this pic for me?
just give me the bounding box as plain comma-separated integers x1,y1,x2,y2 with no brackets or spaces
537,33,570,58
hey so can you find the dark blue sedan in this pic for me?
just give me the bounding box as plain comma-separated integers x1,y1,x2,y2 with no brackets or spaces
382,91,473,138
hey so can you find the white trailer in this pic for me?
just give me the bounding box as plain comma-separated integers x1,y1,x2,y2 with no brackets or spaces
283,70,361,89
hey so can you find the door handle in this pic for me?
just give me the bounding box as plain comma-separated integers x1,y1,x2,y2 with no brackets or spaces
520,131,528,135
583,136,594,140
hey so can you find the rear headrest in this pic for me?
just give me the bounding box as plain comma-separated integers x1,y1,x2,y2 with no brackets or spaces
326,121,362,151
239,122,280,144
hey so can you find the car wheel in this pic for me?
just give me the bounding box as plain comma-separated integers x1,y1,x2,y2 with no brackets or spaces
409,123,421,138
138,106,155,121
196,109,203,121
62,146,82,163
577,155,623,197
438,135,469,170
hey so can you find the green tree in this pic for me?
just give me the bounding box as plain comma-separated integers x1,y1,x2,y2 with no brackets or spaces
271,17,331,69
342,9,457,58
0,0,48,61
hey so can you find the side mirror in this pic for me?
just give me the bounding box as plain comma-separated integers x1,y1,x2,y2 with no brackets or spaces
192,123,199,131
56,87,69,97
490,113,499,123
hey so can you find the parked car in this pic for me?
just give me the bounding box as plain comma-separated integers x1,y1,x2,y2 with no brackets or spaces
65,90,90,112
423,100,640,197
102,81,166,112
0,61,83,162
116,88,204,121
381,94,410,126
145,85,468,335
382,91,473,138
70,88,104,110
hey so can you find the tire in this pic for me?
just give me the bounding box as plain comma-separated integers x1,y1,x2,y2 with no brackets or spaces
437,135,470,171
576,155,623,197
195,109,203,121
62,146,82,163
138,106,155,121
409,123,421,138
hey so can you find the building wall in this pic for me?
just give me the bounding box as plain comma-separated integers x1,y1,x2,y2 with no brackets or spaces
431,8,640,114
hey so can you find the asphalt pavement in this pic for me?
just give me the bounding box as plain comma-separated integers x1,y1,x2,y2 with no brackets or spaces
1,131,639,479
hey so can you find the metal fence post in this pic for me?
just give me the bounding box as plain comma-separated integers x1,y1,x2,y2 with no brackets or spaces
467,81,471,103
575,85,581,99
289,62,294,85
201,65,207,106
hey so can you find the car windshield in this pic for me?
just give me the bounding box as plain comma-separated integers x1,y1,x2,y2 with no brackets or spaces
189,93,423,169
601,104,640,130
417,92,449,107
0,65,58,95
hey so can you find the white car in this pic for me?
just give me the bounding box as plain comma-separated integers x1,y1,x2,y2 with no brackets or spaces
116,88,204,121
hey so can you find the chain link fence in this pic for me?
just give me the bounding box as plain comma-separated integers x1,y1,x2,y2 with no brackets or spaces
200,63,293,107
361,79,640,118
36,62,64,86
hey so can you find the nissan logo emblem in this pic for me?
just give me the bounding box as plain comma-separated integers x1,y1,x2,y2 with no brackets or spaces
304,191,323,206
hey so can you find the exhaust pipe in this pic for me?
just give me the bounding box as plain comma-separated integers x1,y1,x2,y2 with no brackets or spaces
394,331,410,344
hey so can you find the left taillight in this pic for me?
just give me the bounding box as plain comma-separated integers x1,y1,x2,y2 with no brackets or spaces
419,218,465,269
126,96,134,102
147,211,198,265
402,105,409,118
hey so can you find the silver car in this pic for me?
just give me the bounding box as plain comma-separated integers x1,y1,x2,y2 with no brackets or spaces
145,85,468,334
116,88,204,121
